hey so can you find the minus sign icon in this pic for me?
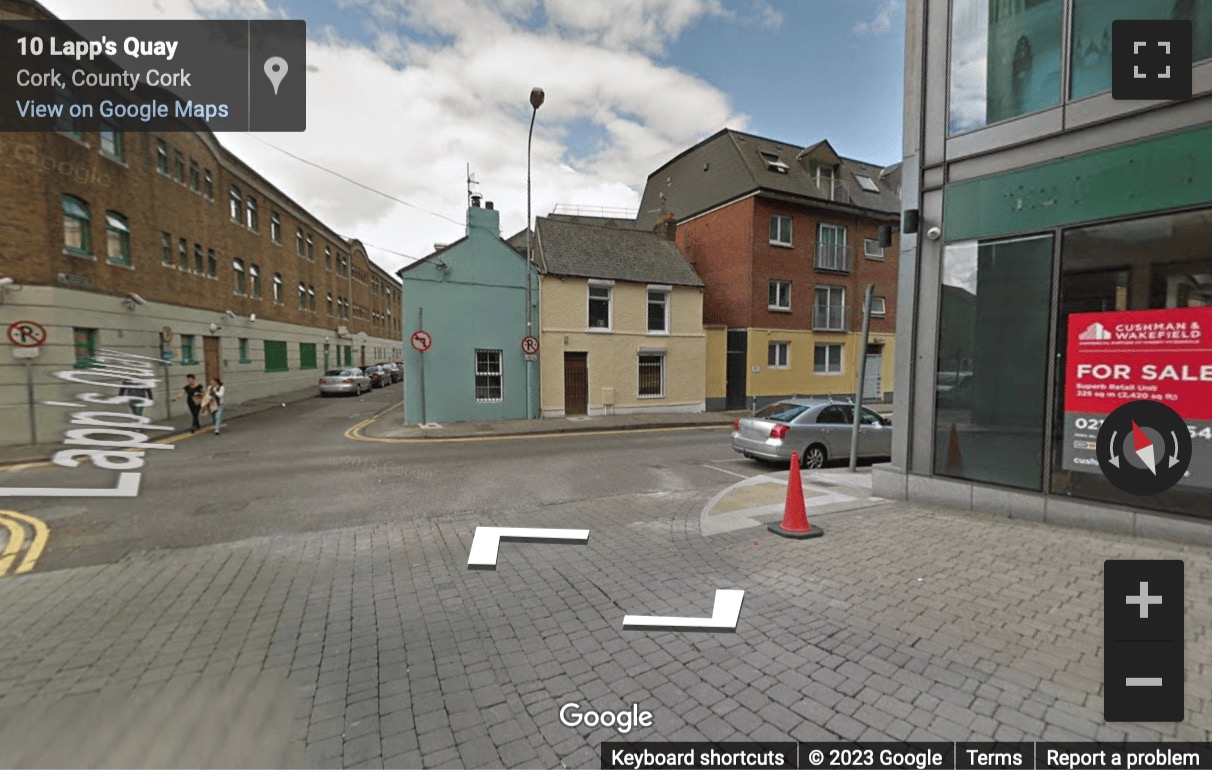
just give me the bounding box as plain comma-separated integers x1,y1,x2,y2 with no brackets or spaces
1126,677,1163,686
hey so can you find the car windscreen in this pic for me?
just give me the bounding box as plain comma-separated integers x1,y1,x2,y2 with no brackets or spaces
753,403,810,422
323,370,347,376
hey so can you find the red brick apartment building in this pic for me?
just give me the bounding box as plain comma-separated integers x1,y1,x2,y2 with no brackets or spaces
636,130,901,411
0,0,402,447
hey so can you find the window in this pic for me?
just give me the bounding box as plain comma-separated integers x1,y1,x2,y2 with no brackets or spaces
207,250,217,278
817,404,852,424
299,342,317,370
768,280,791,310
769,215,792,246
272,273,283,303
299,283,307,310
308,285,316,311
203,170,213,199
647,289,669,333
180,334,197,364
768,342,789,368
855,174,879,193
193,243,204,273
816,224,849,271
250,264,261,297
870,296,887,316
948,0,1064,135
161,232,172,265
814,343,843,374
99,127,123,160
864,238,885,260
588,284,612,330
474,349,503,402
813,286,846,331
189,159,199,191
62,195,90,254
327,293,333,315
233,259,246,295
306,234,314,260
325,246,332,270
155,139,168,174
73,327,97,368
936,235,1052,490
238,338,250,363
264,340,289,372
638,354,665,398
229,185,242,222
1071,0,1212,99
246,195,258,231
178,238,188,270
271,212,281,243
759,151,789,173
295,228,304,256
173,149,184,182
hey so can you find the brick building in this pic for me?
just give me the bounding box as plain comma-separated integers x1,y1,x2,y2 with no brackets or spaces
0,1,401,447
636,130,901,411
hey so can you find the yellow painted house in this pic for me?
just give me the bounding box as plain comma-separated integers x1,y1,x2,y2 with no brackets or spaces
534,216,706,417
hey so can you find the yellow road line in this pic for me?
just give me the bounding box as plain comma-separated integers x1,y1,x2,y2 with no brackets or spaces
2,510,50,574
0,514,25,576
0,426,202,473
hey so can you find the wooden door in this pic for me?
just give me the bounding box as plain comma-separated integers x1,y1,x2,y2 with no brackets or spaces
203,336,221,383
563,352,588,416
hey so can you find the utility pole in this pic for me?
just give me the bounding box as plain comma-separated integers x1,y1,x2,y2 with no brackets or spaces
849,283,875,472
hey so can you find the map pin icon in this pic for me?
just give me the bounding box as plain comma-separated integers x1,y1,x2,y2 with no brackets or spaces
264,56,288,95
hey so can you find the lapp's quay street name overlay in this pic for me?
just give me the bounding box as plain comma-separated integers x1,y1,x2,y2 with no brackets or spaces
0,19,305,132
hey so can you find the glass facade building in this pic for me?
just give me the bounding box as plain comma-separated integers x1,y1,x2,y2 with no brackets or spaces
877,0,1212,542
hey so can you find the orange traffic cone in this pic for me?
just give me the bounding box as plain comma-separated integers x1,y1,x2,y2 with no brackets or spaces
768,451,824,539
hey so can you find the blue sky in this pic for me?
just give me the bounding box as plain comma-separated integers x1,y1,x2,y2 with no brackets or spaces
43,0,906,271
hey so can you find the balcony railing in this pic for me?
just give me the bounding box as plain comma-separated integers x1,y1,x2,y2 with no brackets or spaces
812,176,852,203
812,304,847,331
814,242,853,272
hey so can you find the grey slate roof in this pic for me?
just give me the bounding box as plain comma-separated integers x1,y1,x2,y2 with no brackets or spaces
636,128,902,229
535,217,703,287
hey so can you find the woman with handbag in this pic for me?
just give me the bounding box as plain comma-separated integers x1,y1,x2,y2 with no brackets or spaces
206,378,226,435
171,374,204,433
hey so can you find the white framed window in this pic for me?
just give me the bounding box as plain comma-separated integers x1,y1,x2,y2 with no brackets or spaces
474,349,503,402
769,215,792,246
855,174,879,193
229,185,241,222
870,296,886,316
864,238,884,260
768,342,789,368
588,283,612,330
646,287,670,334
246,195,258,231
768,280,791,310
759,151,789,173
816,223,849,271
813,285,846,331
814,343,843,374
638,353,665,398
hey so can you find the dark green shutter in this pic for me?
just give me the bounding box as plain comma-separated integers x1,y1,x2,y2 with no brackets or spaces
264,340,289,372
299,342,317,369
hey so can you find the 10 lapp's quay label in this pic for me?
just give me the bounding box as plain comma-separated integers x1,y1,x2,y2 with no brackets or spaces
0,19,305,131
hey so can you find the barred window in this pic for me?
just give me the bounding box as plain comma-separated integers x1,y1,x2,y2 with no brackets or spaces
474,349,503,402
638,354,664,398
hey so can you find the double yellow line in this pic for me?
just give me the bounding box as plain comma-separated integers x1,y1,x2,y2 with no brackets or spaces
0,509,50,576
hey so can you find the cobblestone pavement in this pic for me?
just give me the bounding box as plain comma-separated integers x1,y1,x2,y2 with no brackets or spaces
0,482,1207,768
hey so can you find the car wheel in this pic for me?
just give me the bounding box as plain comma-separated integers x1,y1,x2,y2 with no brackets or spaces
802,444,827,469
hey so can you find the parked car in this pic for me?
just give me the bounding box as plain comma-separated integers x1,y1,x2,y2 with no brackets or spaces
319,368,371,396
364,365,389,389
731,398,893,469
374,362,402,384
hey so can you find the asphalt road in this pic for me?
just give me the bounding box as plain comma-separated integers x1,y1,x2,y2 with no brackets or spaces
1,388,754,572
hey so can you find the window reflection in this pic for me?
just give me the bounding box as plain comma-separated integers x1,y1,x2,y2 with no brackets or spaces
949,0,1064,135
1071,0,1212,99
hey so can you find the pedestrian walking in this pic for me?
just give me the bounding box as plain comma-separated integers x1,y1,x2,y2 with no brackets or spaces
206,377,226,435
172,374,204,433
118,379,153,417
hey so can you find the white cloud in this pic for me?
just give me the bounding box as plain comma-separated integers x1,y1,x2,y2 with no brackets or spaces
38,0,748,276
854,0,901,36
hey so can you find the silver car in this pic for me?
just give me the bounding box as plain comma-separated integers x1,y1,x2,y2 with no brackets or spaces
318,368,371,396
731,398,893,469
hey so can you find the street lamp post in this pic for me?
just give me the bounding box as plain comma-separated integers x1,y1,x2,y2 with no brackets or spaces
525,86,544,420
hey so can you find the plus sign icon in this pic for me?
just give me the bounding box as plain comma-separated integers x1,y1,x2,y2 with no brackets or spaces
1112,19,1193,100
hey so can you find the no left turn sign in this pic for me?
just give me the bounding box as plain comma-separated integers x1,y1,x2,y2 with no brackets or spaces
411,330,433,352
6,320,47,348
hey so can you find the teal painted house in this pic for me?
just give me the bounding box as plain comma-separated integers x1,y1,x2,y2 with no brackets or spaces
397,199,539,425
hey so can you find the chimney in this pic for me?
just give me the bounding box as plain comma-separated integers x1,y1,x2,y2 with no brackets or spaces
471,193,482,208
486,201,494,210
654,212,677,242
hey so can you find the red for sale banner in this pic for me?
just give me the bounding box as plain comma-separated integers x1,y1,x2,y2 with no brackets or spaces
1062,307,1212,486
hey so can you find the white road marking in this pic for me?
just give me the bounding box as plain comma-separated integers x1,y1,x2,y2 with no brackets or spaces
466,526,589,569
702,464,752,479
623,589,745,632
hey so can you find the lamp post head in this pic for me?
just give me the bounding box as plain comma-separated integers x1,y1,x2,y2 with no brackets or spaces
529,87,545,110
